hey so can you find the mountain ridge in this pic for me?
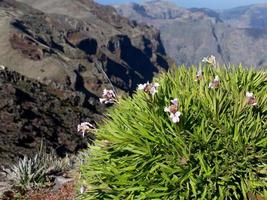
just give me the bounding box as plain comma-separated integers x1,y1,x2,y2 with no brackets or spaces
115,1,267,67
220,3,267,29
1,0,171,95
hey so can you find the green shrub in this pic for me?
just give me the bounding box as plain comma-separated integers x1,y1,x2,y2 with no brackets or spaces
79,65,267,199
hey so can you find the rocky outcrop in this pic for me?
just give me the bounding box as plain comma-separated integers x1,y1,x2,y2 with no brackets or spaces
9,33,44,61
0,66,100,166
0,0,171,96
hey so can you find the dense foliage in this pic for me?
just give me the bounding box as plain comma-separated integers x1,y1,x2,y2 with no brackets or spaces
79,65,267,199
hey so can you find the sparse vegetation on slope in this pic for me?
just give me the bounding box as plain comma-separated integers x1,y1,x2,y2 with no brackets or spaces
78,65,267,199
1,143,75,193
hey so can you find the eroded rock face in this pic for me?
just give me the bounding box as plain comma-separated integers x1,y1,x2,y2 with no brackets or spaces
115,0,267,68
0,67,101,166
0,0,171,96
0,0,171,165
9,32,43,60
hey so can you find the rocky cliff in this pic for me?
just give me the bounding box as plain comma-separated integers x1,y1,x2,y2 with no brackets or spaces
0,66,101,166
115,0,267,68
0,0,170,95
0,0,171,165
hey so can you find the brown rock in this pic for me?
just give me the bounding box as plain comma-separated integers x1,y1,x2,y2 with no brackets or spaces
0,67,100,166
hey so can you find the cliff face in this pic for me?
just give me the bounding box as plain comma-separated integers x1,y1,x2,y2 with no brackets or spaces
220,4,267,29
115,0,267,68
0,67,101,166
0,0,171,165
0,0,171,95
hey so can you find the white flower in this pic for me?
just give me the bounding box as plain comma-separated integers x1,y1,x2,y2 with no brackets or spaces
208,83,212,88
246,91,257,106
99,89,116,104
202,55,217,67
195,69,203,81
138,82,159,96
208,75,220,89
246,92,253,98
170,111,181,123
150,83,159,96
77,122,95,137
164,106,170,112
99,98,105,104
0,65,5,70
80,185,86,194
202,57,208,63
137,83,147,90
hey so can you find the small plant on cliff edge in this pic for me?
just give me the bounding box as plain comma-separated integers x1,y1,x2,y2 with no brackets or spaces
1,143,74,192
78,65,267,199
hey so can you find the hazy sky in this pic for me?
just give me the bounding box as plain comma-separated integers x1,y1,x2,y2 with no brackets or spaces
96,0,267,9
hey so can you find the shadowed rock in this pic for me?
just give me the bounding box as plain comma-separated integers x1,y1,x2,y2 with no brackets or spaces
0,67,100,166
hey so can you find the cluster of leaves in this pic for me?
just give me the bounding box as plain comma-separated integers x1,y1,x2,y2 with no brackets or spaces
1,144,74,192
78,65,267,199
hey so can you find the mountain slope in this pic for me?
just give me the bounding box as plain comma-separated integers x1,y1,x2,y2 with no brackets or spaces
220,4,267,29
115,1,267,67
0,0,171,166
0,0,171,97
0,66,100,166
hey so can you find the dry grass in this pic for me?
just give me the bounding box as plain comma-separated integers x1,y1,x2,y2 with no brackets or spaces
25,182,75,200
1,182,75,200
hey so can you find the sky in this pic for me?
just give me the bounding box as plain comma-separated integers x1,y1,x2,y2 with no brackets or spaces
96,0,267,9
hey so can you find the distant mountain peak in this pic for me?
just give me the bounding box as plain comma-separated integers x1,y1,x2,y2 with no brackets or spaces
141,0,182,9
115,1,267,68
142,0,170,2
142,0,175,4
115,0,221,21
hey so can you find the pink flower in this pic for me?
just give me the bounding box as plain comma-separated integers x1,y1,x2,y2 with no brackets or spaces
99,89,116,104
138,82,159,96
77,122,94,137
246,92,257,106
164,98,181,123
170,111,181,123
208,75,220,89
